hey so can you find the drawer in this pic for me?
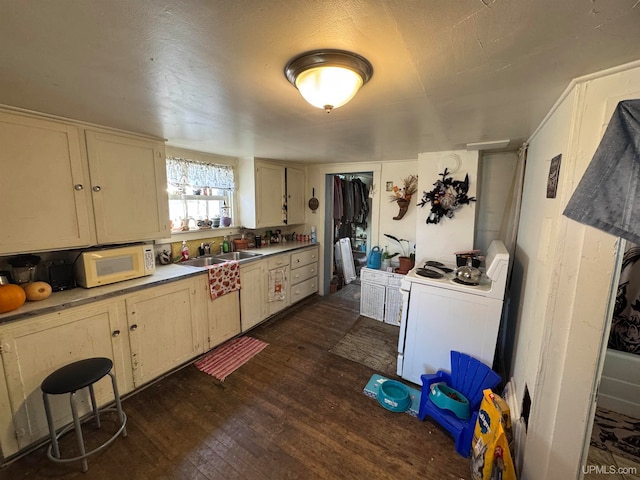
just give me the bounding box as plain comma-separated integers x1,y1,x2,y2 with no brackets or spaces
290,262,317,285
388,274,405,287
267,254,289,270
290,247,319,268
360,268,389,286
290,276,318,303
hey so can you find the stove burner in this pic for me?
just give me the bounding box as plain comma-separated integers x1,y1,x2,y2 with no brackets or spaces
423,261,453,273
452,278,479,286
415,268,444,279
424,260,444,268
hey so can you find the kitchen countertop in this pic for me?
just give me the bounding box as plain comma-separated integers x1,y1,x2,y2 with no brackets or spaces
0,242,318,325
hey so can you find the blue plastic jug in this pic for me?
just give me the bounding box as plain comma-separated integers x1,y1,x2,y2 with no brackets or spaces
367,246,382,269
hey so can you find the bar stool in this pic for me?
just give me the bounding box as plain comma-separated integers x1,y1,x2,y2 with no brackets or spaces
41,357,127,472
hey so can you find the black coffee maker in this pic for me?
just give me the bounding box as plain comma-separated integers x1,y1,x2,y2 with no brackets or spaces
44,260,76,291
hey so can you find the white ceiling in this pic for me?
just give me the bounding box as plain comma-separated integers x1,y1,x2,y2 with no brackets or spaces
1,1,639,163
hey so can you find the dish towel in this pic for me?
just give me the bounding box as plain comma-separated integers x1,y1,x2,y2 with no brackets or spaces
207,260,241,300
563,99,640,244
268,267,286,302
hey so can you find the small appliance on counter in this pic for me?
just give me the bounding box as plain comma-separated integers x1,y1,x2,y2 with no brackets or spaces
44,260,76,291
75,244,155,288
7,254,40,284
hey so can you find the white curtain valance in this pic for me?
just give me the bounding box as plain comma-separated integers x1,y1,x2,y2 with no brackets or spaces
166,156,235,190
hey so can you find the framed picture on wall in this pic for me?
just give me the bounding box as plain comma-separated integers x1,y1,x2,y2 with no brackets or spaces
547,154,562,198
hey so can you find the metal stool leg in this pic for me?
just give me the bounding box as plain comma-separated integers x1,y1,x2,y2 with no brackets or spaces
108,371,127,437
88,384,101,428
42,392,61,459
69,391,88,473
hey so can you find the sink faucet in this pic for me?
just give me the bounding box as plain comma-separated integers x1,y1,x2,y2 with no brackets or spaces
199,242,213,256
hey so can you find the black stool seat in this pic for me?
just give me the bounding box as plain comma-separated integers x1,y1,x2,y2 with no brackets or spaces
41,357,113,395
40,356,127,472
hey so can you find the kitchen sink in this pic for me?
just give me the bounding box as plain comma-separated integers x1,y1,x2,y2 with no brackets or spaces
214,251,262,261
179,256,227,267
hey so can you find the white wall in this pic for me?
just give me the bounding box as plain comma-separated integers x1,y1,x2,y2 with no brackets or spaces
379,161,419,258
475,151,519,253
415,150,479,263
511,61,640,479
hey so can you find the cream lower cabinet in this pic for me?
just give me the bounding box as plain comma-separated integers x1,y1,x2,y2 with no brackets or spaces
0,298,130,457
203,286,241,348
266,254,290,316
289,246,319,303
240,261,268,332
0,277,212,461
125,278,204,388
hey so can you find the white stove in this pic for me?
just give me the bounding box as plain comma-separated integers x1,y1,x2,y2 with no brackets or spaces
397,240,509,385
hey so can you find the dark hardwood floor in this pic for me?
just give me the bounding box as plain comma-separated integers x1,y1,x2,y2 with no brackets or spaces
1,284,470,479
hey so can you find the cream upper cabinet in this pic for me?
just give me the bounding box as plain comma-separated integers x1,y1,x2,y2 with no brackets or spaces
286,166,306,225
85,130,170,243
0,298,129,456
0,112,93,255
124,278,204,388
239,158,306,229
0,110,170,255
255,161,286,227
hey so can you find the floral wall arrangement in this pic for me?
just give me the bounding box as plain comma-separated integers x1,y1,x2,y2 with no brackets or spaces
389,174,418,220
418,169,476,224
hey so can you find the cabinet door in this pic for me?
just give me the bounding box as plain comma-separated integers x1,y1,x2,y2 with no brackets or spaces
0,300,128,454
240,261,267,331
207,290,241,348
0,112,92,254
125,279,202,387
255,162,285,227
85,130,170,243
286,166,306,225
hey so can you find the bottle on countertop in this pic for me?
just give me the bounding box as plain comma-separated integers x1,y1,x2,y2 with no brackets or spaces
310,226,317,244
181,241,189,261
222,236,230,253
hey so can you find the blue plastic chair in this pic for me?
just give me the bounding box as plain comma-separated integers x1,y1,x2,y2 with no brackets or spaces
418,351,501,457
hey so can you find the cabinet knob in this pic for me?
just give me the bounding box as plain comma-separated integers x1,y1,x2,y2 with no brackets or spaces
130,324,138,331
92,185,102,192
74,184,84,191
112,330,121,337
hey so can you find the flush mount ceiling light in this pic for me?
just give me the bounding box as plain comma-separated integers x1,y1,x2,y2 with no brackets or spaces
284,49,373,113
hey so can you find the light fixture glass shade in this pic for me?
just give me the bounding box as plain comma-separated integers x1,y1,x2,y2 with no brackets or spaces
295,66,364,111
285,49,373,113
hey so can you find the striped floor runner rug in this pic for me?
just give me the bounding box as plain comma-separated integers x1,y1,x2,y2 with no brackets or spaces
194,336,268,381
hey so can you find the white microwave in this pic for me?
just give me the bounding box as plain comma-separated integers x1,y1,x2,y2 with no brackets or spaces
75,244,156,288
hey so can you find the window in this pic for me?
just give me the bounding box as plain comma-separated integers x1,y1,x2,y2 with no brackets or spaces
166,156,235,232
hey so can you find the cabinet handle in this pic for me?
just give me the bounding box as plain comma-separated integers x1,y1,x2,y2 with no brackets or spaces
74,184,84,191
112,330,121,337
130,324,138,331
92,185,102,192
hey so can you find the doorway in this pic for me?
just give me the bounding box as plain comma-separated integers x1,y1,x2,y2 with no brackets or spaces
585,241,640,476
322,172,373,293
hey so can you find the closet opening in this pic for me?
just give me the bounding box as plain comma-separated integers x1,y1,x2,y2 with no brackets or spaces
322,172,373,294
586,241,640,472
